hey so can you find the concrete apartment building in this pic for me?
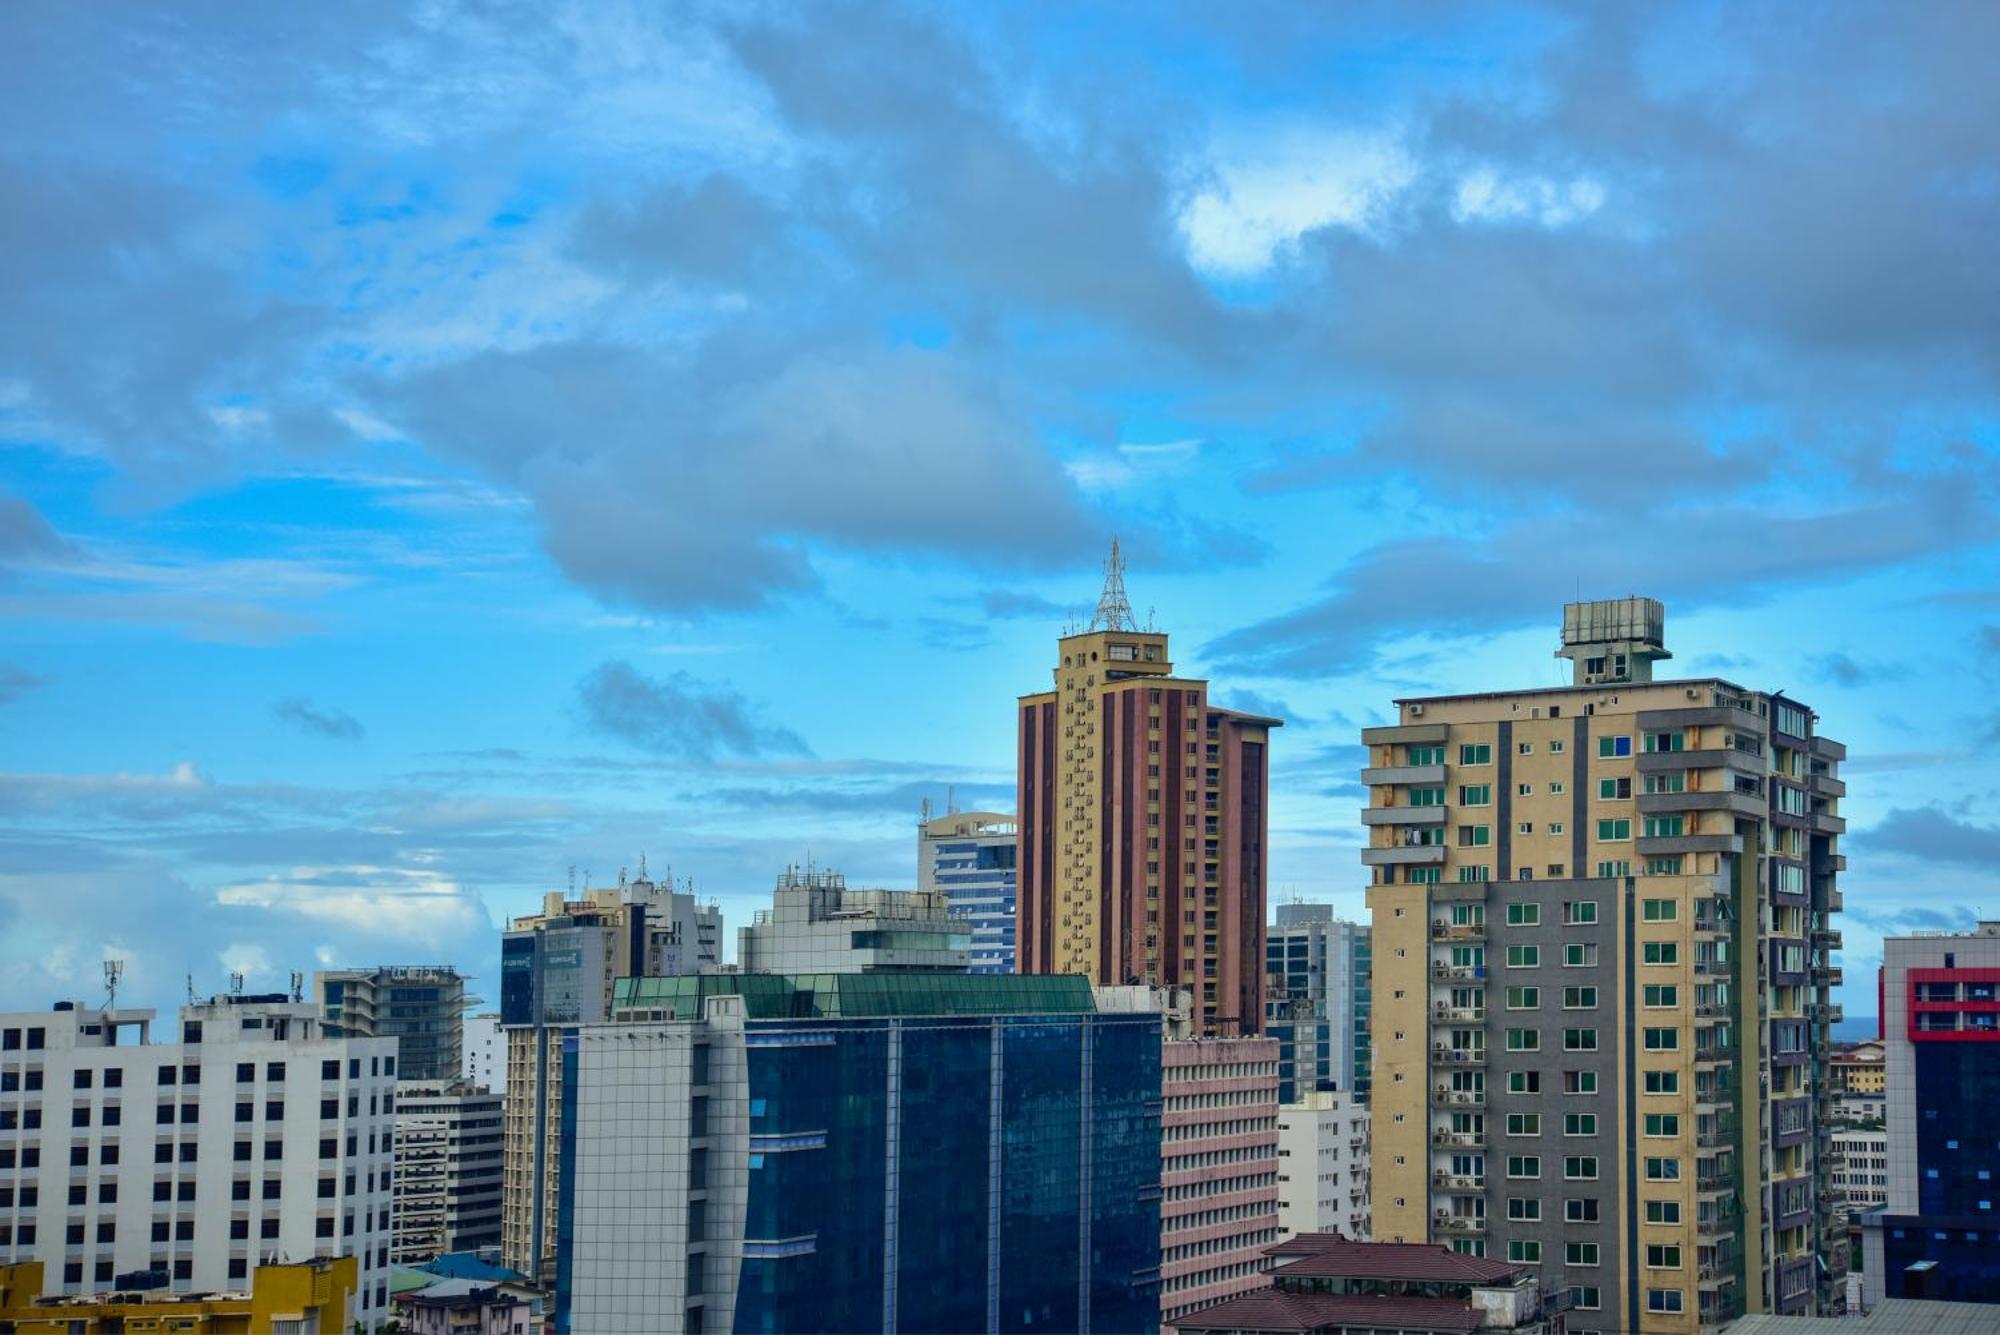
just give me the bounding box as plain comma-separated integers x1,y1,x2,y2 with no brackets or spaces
315,965,467,1083
737,865,970,973
1364,599,1847,1332
561,972,1163,1335
0,996,397,1330
461,1011,503,1096
1266,903,1372,1103
390,1080,503,1265
917,806,1019,973
1161,1036,1281,1329
1017,542,1281,1037
498,875,721,1282
1860,922,2000,1308
1277,1088,1371,1242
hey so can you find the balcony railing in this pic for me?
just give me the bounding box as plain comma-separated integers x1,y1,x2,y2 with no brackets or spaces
1430,1045,1487,1066
1430,1171,1485,1191
1433,1214,1487,1235
1432,1129,1484,1148
1431,1088,1485,1108
1432,1004,1486,1023
1430,922,1487,942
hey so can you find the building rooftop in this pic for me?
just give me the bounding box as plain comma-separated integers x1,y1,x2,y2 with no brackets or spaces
1264,1235,1522,1285
1731,1299,2000,1333
1175,1288,1487,1334
612,971,1098,1020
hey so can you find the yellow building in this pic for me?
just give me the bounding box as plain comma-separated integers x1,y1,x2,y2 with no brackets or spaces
1364,600,1845,1333
1831,1039,1884,1094
0,1257,356,1333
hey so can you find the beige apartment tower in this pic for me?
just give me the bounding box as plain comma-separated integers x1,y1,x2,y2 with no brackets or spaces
1365,599,1845,1333
1017,543,1280,1037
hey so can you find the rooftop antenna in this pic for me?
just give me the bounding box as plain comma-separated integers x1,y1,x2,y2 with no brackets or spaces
567,865,576,895
1089,537,1137,632
103,959,124,1010
638,852,648,881
229,971,245,996
948,783,957,815
186,973,196,1005
289,971,304,1004
921,796,933,825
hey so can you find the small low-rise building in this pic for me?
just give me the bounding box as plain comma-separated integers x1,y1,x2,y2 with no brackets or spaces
393,1277,532,1334
737,865,970,973
0,1256,356,1334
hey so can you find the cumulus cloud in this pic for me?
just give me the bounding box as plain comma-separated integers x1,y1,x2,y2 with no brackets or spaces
1858,807,2000,870
273,698,366,741
577,660,809,760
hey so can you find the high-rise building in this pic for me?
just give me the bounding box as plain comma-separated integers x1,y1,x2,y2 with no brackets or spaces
315,965,467,1083
1365,598,1846,1330
918,808,1019,973
1276,1088,1371,1242
461,1011,503,1095
1265,904,1371,1103
559,972,1163,1335
1161,1035,1281,1327
390,1080,503,1265
1859,922,2000,1308
0,996,397,1330
737,866,970,973
1017,541,1282,1037
498,875,721,1282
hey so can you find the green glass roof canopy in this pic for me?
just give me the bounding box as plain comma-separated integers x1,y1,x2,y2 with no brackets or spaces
611,971,1099,1020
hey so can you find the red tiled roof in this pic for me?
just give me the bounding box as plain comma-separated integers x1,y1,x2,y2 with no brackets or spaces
1260,1235,1521,1285
1174,1288,1486,1334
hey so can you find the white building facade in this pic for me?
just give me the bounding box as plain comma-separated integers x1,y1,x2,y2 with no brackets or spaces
737,866,969,974
1276,1088,1371,1242
461,1012,504,1096
0,996,397,1329
392,1080,503,1264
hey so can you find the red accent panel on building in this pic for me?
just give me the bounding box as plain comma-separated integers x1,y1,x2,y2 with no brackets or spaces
1907,968,2000,1042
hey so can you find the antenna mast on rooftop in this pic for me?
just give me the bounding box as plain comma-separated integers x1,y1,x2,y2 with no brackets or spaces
1089,537,1137,632
103,959,123,1011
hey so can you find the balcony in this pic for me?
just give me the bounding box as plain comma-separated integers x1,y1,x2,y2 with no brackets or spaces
1695,1001,1731,1020
1814,964,1845,987
1812,928,1843,951
1696,957,1732,977
1638,832,1746,857
1636,790,1768,820
1362,763,1448,787
1432,1129,1484,1148
1431,1087,1485,1109
1431,961,1486,981
1636,744,1762,777
1430,922,1486,942
1697,1125,1732,1150
1815,775,1847,798
1363,805,1446,827
1697,1169,1733,1194
1432,1004,1486,1024
1430,1170,1485,1191
1362,723,1449,746
1363,844,1447,868
1811,812,1847,836
1433,1213,1487,1236
1431,1045,1486,1066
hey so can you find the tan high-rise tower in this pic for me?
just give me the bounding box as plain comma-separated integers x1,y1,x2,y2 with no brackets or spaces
1364,599,1846,1332
1016,542,1281,1036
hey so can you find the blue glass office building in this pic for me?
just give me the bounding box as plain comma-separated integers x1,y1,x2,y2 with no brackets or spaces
1263,907,1369,1104
919,812,1019,974
557,973,1162,1334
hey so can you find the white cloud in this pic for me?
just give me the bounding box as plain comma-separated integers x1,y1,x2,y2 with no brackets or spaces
214,865,491,945
1452,169,1607,227
1179,128,1416,277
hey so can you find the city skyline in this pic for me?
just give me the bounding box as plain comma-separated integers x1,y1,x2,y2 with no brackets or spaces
6,1,1999,1041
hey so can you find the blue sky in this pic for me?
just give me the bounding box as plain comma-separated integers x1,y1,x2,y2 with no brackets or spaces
3,1,1998,1025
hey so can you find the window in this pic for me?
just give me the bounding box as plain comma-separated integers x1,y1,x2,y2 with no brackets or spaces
1517,821,1534,835
1408,785,1445,807
1564,900,1597,925
1645,1156,1682,1181
1564,942,1597,967
1645,1114,1681,1137
1506,1028,1540,1052
1456,865,1490,883
1642,898,1679,922
1509,1240,1542,1263
1460,744,1493,766
1644,1071,1681,1095
1564,986,1598,1009
1596,859,1632,877
1597,777,1632,800
1508,1197,1541,1221
1643,984,1678,1007
1648,1245,1684,1269
1571,1285,1601,1310
1564,1071,1598,1095
1566,1198,1600,1222
1458,783,1493,806
1646,1200,1682,1225
1644,772,1685,794
1517,782,1533,795
1518,741,1534,755
1565,1156,1600,1180
1645,855,1684,875
1643,942,1679,965
1648,1289,1687,1316
1644,1028,1680,1051
1459,825,1492,847
1506,986,1540,1009
1564,1028,1598,1051
1506,945,1540,968
1644,731,1685,753
1410,745,1445,765
1565,1113,1598,1135
1508,1071,1541,1094
1507,1113,1541,1135
1596,818,1632,841
1568,1242,1601,1265
1507,1155,1541,1179
1502,903,1538,927
1597,735,1632,758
